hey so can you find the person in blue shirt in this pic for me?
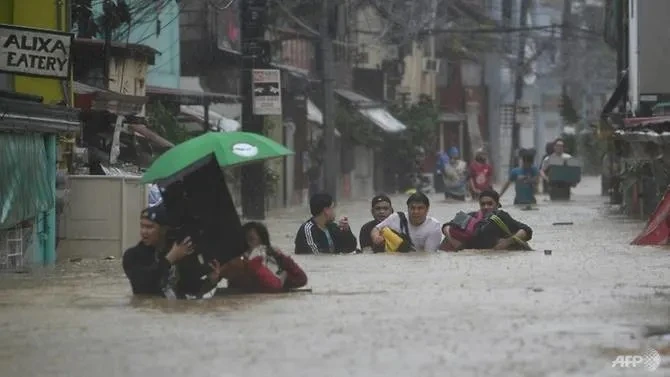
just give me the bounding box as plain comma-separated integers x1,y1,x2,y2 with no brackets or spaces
500,154,539,205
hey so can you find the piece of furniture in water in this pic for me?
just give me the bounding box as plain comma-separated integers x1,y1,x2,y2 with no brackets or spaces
547,157,582,201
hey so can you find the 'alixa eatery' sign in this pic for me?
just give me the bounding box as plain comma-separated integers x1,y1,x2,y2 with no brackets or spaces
0,24,73,79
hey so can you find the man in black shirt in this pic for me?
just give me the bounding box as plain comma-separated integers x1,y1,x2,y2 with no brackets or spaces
359,195,394,253
294,193,357,254
122,205,223,297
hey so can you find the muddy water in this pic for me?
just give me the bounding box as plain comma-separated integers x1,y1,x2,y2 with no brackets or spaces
1,177,669,377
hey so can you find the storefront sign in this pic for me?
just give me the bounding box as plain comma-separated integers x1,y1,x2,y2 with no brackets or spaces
0,24,73,79
252,69,282,115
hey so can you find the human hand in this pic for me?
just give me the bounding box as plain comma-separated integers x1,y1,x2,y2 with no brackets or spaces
337,217,350,230
493,237,513,250
208,259,224,282
165,236,194,263
372,232,385,245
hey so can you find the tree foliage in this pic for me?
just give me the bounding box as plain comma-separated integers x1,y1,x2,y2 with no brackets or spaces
388,95,438,157
146,101,190,145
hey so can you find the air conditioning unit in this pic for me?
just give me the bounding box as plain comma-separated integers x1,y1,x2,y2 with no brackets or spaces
422,58,440,73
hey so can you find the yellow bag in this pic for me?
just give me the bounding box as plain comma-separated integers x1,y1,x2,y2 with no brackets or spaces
381,212,415,253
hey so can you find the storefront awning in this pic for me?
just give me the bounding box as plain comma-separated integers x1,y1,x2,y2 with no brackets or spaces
307,99,323,124
180,105,240,132
334,89,407,133
74,81,146,116
306,99,341,137
146,85,240,106
0,93,81,133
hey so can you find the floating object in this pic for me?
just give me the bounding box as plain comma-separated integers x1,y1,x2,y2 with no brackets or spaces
552,222,574,226
544,249,552,255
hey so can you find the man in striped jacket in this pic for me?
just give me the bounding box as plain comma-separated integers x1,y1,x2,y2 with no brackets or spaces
294,193,358,254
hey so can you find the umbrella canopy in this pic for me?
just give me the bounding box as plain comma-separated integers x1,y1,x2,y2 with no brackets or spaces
141,131,293,185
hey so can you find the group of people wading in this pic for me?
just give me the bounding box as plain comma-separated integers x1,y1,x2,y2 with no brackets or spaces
293,189,532,256
124,156,539,299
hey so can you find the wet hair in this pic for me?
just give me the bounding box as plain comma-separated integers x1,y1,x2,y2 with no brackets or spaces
521,154,534,164
406,192,430,207
309,193,334,216
479,189,501,206
242,221,271,247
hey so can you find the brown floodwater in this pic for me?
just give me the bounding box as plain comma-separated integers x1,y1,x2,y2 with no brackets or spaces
0,177,668,376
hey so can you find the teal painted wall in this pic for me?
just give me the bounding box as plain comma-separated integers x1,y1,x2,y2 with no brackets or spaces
128,0,181,88
92,0,181,89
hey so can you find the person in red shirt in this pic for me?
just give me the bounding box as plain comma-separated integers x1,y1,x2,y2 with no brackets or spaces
221,221,307,293
468,149,493,200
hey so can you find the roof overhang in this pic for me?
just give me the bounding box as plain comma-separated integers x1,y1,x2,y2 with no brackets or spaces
0,94,81,133
146,85,241,106
74,81,147,115
334,89,407,133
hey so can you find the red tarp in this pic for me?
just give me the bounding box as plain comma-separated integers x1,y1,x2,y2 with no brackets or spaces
631,187,670,245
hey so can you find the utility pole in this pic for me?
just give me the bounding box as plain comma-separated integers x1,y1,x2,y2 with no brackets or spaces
509,0,531,167
560,0,572,101
240,0,269,219
319,0,338,200
102,0,113,86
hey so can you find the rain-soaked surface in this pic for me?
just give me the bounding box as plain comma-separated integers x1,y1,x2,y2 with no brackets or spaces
1,177,669,377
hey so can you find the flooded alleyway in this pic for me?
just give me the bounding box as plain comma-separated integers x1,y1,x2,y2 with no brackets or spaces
0,177,669,376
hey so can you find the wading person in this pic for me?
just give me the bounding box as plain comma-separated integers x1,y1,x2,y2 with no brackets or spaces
441,189,533,251
500,152,539,206
122,205,223,298
221,222,307,293
541,138,575,200
468,149,493,200
359,195,394,253
370,192,443,252
294,193,358,254
443,147,468,201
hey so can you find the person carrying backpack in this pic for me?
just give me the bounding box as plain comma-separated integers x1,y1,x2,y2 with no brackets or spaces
370,192,443,252
440,189,533,251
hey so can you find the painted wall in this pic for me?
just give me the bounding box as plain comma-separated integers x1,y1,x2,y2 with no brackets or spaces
92,0,181,89
128,0,181,88
2,0,68,103
0,0,70,265
108,57,149,96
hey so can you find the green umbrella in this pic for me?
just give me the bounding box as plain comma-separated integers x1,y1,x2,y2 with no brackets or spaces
141,131,294,185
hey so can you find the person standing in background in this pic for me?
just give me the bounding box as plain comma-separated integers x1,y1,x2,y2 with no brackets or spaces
442,147,468,201
468,149,493,200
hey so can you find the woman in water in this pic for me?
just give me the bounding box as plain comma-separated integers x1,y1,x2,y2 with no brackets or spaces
221,222,308,293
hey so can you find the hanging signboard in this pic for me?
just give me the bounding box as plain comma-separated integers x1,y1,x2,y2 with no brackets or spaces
0,24,73,79
252,69,282,115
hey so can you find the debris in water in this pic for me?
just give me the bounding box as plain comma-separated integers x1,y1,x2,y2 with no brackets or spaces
544,250,552,255
103,256,115,260
69,257,82,263
553,222,574,226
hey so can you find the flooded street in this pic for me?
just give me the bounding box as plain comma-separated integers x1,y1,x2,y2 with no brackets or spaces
1,177,669,376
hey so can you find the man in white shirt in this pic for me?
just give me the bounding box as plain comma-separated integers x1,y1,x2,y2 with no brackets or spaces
370,192,443,252
540,138,572,180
